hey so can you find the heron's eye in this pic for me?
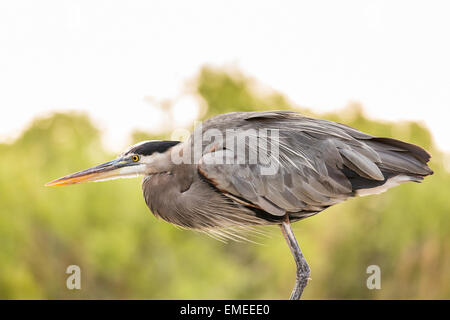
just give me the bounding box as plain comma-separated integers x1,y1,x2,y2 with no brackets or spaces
132,155,140,162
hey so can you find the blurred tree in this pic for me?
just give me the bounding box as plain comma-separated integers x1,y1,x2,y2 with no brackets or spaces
193,66,449,299
0,67,448,299
196,66,292,119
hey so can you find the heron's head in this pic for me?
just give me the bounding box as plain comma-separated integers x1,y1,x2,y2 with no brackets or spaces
45,140,180,186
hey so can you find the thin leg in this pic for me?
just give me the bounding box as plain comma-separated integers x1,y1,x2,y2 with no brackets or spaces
280,215,310,300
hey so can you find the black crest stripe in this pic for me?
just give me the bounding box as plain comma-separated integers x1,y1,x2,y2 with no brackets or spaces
126,141,181,156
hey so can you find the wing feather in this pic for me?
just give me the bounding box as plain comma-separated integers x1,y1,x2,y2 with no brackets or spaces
195,111,432,218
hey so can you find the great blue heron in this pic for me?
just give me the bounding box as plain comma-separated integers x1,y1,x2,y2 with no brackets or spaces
46,111,433,299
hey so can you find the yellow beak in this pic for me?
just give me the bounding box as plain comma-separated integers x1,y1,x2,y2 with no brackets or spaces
45,159,128,187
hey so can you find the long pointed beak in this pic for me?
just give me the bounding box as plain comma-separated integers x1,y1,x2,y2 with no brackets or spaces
45,159,130,187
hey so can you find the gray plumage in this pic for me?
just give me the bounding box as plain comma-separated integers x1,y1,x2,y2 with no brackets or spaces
47,110,433,299
143,111,432,234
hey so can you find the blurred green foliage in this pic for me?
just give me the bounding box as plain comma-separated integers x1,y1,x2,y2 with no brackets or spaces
0,66,448,299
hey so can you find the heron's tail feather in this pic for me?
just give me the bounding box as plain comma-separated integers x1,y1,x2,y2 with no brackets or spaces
368,137,433,176
345,137,433,196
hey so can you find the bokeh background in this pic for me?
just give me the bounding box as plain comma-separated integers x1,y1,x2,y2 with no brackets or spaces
1,1,449,299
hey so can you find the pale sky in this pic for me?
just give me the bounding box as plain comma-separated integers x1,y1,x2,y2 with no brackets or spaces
1,0,449,152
